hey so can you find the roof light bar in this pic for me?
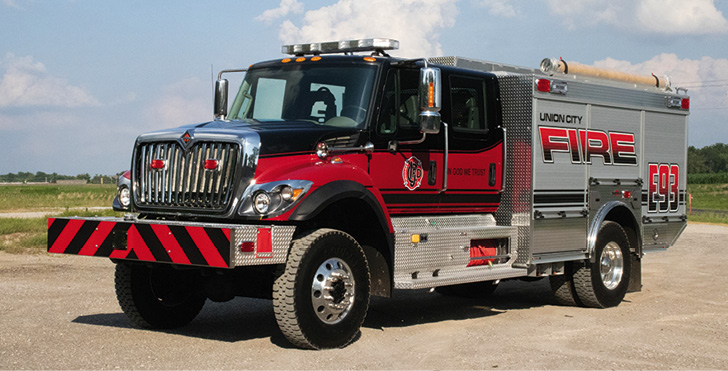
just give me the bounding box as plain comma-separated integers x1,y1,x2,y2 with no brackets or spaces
282,38,399,56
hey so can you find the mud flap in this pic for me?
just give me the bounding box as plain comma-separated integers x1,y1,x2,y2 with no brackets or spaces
627,253,642,293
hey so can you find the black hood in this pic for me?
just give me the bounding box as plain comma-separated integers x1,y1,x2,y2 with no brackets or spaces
189,119,363,156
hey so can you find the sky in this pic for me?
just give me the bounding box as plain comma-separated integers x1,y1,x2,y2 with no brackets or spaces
1,0,727,176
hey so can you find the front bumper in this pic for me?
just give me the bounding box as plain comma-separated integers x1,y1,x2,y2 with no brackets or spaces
47,217,295,268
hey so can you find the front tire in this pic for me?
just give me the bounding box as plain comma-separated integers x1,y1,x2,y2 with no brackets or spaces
115,263,206,329
572,221,632,308
273,229,370,349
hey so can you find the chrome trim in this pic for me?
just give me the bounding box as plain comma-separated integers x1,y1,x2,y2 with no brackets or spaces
441,121,448,193
587,201,633,262
131,128,260,218
238,179,313,218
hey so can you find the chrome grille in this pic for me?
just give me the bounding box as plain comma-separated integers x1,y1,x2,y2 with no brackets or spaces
134,141,240,211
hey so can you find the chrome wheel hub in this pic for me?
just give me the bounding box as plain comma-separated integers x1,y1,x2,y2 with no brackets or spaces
600,242,624,290
311,258,355,324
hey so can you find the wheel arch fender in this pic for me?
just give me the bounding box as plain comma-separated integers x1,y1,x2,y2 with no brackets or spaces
587,201,642,262
289,180,394,297
289,180,391,231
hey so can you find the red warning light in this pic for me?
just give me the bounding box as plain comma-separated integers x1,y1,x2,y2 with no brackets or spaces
204,159,219,170
537,79,551,93
150,159,165,170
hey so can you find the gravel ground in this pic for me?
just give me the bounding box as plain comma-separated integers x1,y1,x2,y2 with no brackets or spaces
1,223,727,370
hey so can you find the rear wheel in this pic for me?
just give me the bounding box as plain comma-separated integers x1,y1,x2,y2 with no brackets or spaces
115,263,206,329
572,221,631,308
273,229,370,349
549,263,581,306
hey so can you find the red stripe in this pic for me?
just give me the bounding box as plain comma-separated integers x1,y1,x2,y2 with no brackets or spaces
150,224,191,265
126,225,155,261
48,219,84,254
222,228,231,241
187,226,227,267
78,221,116,256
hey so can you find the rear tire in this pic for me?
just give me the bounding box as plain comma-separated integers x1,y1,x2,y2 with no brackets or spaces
549,263,581,306
572,221,632,308
435,281,499,298
115,263,206,329
273,229,370,349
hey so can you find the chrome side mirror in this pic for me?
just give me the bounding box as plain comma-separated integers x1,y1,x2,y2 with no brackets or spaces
419,67,442,134
214,79,229,120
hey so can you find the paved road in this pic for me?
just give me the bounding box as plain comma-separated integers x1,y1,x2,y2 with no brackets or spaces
1,224,727,370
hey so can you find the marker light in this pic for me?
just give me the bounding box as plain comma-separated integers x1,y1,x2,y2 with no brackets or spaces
204,159,219,170
150,159,165,170
537,79,551,93
681,98,690,110
428,82,435,107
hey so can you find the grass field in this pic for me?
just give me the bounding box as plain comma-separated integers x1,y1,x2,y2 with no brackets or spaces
0,183,726,253
0,184,116,211
686,184,728,224
0,184,120,253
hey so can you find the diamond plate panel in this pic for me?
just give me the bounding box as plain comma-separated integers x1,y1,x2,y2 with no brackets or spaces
232,225,295,266
391,215,523,289
493,74,535,267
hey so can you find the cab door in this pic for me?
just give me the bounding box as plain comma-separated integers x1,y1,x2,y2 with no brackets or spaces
368,67,445,215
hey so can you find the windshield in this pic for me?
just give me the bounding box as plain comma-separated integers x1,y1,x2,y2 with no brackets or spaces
227,64,377,128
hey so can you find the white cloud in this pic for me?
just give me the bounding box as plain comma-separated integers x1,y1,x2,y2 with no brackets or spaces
145,78,210,130
256,0,304,24
593,53,728,146
0,53,100,108
546,0,728,35
261,0,459,58
477,0,517,18
636,0,728,35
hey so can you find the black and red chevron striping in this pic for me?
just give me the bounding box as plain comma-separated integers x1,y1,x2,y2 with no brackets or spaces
47,218,232,268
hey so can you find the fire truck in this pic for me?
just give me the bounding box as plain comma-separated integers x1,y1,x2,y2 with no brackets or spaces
47,38,690,349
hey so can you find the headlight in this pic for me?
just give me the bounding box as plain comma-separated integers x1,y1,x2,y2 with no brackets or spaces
253,192,271,214
113,170,132,212
119,186,131,208
238,180,313,218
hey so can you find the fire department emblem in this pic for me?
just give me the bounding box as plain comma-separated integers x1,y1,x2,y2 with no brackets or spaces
402,156,424,191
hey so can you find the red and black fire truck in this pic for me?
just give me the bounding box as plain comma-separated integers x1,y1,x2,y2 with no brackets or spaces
48,38,690,349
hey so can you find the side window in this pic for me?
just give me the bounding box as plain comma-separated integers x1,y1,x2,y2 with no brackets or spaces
377,69,421,137
450,75,487,133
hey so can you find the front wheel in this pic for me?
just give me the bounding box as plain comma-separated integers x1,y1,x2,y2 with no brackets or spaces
273,229,371,349
572,221,632,308
114,263,206,329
